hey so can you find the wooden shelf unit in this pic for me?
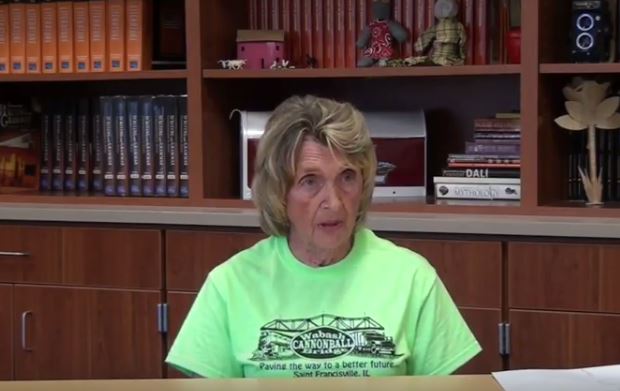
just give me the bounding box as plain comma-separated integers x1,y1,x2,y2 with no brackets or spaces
1,0,620,218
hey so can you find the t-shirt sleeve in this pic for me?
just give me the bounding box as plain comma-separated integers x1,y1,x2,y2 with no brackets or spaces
408,272,482,375
165,274,242,378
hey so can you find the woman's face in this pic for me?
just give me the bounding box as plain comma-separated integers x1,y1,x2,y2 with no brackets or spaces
286,139,363,256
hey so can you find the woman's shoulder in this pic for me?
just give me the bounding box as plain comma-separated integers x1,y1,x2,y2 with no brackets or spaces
358,228,437,277
207,235,278,280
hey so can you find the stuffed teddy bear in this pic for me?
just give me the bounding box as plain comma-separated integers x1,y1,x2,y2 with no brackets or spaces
356,0,408,67
413,0,466,66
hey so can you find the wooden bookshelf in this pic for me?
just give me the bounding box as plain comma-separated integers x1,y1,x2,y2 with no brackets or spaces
540,63,620,74
0,70,187,82
1,0,620,218
203,65,522,79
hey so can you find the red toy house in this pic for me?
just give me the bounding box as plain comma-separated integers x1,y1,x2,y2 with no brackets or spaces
236,30,287,70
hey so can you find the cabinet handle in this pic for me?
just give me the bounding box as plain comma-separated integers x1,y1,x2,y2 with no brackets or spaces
21,311,33,351
0,251,30,257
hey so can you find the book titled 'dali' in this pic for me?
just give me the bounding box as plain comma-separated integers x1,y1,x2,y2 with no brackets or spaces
433,176,520,200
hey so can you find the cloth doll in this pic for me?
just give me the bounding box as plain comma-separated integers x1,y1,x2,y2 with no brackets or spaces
414,0,466,66
356,0,408,67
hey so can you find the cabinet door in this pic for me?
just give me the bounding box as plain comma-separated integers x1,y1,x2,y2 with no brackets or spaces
0,226,62,284
62,227,162,289
14,285,163,380
0,284,12,380
510,310,620,369
166,230,265,291
166,291,197,378
509,242,620,313
456,307,503,374
386,237,502,308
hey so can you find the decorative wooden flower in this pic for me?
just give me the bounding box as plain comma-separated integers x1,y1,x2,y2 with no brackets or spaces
554,78,620,205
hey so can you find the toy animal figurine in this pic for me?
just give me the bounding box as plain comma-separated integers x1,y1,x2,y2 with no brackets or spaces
414,0,466,66
217,59,247,70
356,0,408,67
270,59,295,69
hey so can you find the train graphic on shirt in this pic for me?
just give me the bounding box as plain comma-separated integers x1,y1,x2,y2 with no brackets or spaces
250,314,399,361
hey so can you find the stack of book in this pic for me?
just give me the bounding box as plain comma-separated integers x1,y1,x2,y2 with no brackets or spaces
39,94,189,198
434,113,521,201
0,0,151,74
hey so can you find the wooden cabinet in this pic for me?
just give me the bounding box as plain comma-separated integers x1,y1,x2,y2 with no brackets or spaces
0,226,62,284
508,241,620,370
13,285,163,380
0,284,12,380
166,230,264,291
387,238,502,308
509,242,620,313
509,310,620,369
166,291,198,378
62,228,163,289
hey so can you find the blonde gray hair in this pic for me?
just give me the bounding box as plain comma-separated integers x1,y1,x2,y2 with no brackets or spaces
252,95,377,236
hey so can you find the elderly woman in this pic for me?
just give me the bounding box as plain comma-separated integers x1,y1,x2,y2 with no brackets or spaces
165,95,481,378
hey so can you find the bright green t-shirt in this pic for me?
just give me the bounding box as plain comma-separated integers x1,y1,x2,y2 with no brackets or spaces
165,227,481,378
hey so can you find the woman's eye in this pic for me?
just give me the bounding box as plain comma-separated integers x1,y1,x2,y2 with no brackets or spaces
300,175,316,187
342,170,357,182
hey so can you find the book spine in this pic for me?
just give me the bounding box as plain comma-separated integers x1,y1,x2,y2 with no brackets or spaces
25,0,41,73
312,0,323,67
249,0,257,29
39,101,52,190
290,0,302,66
126,0,151,71
41,0,56,73
76,97,90,193
73,0,89,72
345,0,355,67
259,0,268,29
127,97,141,196
474,0,488,64
0,1,9,73
442,168,521,178
301,0,312,65
57,0,73,72
269,0,279,29
140,95,154,196
465,141,520,154
178,95,188,198
63,98,77,191
461,0,474,64
474,117,521,129
334,0,345,68
447,162,520,168
165,95,178,197
153,96,167,196
401,0,413,57
356,0,366,64
9,0,26,73
113,95,128,196
51,100,64,191
435,182,521,200
100,96,116,195
107,0,124,71
323,0,334,68
89,0,106,71
91,96,103,192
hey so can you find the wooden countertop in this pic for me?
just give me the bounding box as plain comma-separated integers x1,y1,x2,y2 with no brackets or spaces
0,202,619,238
0,375,503,391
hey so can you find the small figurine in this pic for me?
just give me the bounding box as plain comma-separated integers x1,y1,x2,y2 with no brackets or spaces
356,0,408,67
305,55,318,68
218,59,247,70
414,0,466,66
270,59,295,69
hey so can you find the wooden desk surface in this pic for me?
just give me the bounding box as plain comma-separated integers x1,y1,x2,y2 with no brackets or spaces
0,375,502,391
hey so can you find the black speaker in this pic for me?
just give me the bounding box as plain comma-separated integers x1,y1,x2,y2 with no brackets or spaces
571,0,612,62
